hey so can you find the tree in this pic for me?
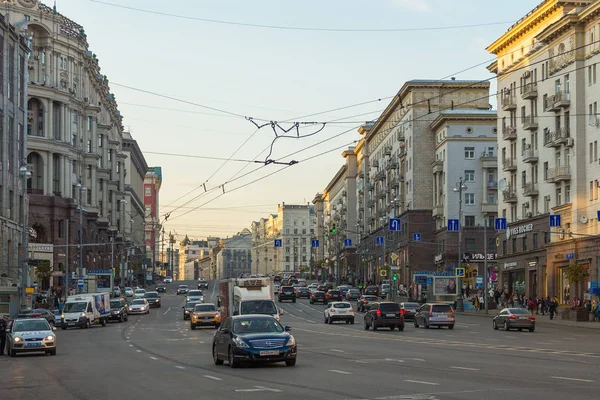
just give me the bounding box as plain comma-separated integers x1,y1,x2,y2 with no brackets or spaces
35,260,53,280
563,263,589,286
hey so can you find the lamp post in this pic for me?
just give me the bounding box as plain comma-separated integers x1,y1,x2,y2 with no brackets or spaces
380,214,387,283
356,221,361,287
76,183,87,293
453,178,468,312
19,164,31,307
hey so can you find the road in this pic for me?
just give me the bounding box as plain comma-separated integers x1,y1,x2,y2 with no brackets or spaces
2,280,599,400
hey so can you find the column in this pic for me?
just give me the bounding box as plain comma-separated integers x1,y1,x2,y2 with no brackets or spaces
63,105,68,145
45,152,54,195
61,155,68,196
482,167,488,205
46,99,53,139
91,167,97,206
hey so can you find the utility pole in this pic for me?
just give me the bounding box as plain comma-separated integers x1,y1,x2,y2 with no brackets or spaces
484,216,489,315
129,218,135,287
454,177,467,312
65,219,69,300
161,228,165,276
78,185,86,294
335,229,340,287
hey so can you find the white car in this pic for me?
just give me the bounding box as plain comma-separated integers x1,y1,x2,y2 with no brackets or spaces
7,318,57,357
164,276,173,283
324,302,355,325
133,289,146,299
128,299,150,314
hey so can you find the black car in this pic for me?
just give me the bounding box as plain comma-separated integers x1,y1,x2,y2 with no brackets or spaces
346,289,361,301
177,285,189,295
317,282,333,293
108,298,129,322
310,291,326,304
326,290,343,303
357,295,379,312
364,286,380,297
156,284,166,293
278,286,296,303
144,291,162,308
400,302,420,320
296,287,311,299
364,302,404,331
16,309,56,327
198,280,209,289
183,301,200,320
212,315,297,368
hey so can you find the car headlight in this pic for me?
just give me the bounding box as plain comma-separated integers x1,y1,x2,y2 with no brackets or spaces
200,297,204,302
287,336,296,346
14,337,22,342
232,337,249,348
45,335,54,341
61,313,65,319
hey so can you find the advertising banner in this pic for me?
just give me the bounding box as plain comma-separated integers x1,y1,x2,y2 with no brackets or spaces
433,277,457,296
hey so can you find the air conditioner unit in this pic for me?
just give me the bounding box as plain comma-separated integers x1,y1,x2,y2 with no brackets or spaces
523,71,531,78
565,138,574,147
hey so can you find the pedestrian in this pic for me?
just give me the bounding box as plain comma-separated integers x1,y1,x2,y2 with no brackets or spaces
473,296,479,312
0,315,8,355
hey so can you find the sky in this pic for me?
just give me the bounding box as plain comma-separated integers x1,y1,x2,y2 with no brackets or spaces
53,0,541,241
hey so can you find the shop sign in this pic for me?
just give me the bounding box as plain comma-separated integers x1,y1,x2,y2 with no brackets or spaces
414,270,456,277
28,243,54,252
503,262,518,270
505,223,534,239
463,253,497,262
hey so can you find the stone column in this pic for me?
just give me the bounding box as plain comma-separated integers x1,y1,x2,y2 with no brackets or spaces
46,100,53,139
482,168,488,206
46,152,54,195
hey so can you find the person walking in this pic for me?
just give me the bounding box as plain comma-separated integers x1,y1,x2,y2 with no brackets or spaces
473,295,479,312
0,315,8,355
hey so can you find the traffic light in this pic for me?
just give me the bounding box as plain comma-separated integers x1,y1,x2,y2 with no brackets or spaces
392,273,397,281
330,224,337,233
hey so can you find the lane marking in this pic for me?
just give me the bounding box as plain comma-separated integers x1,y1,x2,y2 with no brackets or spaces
203,375,223,381
404,380,439,386
329,369,352,375
129,344,134,347
175,366,186,370
150,356,158,360
551,376,594,383
330,349,344,353
235,386,282,392
410,358,426,362
450,366,479,371
136,350,142,353
163,307,171,315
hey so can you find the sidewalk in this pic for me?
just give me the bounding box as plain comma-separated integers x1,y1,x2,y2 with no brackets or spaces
457,310,600,330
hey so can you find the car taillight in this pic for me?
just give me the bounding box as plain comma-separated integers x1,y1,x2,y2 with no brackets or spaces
399,310,404,317
376,310,381,317
31,313,41,318
530,315,535,320
509,314,517,319
350,309,354,312
330,309,335,313
450,307,455,313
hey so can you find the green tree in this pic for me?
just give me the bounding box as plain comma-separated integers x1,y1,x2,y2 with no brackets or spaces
563,263,589,286
35,260,53,280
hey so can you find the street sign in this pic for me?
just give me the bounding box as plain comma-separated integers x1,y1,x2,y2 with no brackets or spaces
494,218,507,231
455,268,465,278
566,253,574,259
413,233,421,241
447,219,460,232
311,239,320,248
344,238,352,247
426,277,433,285
376,236,384,245
274,239,282,247
598,210,600,221
77,278,84,288
391,253,398,260
391,266,400,271
389,218,402,232
549,214,561,227
475,276,483,288
380,270,387,277
88,269,111,275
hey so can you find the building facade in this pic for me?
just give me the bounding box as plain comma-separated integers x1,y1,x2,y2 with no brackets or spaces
144,166,161,274
251,213,282,276
217,231,251,279
487,0,600,302
178,236,208,280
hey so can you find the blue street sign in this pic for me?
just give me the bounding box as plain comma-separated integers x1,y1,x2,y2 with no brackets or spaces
274,239,282,247
475,276,483,288
389,218,402,231
494,218,507,231
344,238,352,247
549,214,561,227
311,239,320,248
598,210,600,221
376,236,384,245
87,269,111,275
77,279,84,288
426,277,433,285
447,219,460,232
413,233,421,241
591,282,598,288
455,268,466,278
566,253,574,259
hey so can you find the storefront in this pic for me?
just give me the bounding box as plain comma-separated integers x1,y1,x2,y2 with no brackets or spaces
462,252,498,292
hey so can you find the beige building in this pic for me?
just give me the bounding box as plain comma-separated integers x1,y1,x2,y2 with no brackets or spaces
177,236,208,281
251,213,282,276
487,0,600,302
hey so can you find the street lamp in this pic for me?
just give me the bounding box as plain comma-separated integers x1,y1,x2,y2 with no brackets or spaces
76,183,87,293
19,164,31,307
453,178,468,312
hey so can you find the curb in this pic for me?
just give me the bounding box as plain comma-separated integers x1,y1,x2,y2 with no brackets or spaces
457,312,600,330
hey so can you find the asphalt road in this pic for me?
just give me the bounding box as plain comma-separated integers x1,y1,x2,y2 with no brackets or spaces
2,280,599,400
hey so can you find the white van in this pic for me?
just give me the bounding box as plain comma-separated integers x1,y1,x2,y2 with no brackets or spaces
62,293,111,329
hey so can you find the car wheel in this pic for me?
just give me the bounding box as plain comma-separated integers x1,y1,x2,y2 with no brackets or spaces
328,317,332,325
324,316,328,324
424,320,429,329
119,315,123,323
414,319,419,328
448,325,454,330
529,327,535,332
191,324,196,330
228,347,238,368
124,316,128,322
518,328,523,332
493,320,498,330
504,321,510,331
9,347,16,357
62,326,67,330
86,319,91,329
49,348,57,356
350,319,355,325
390,325,395,331
310,300,313,304
364,318,370,330
398,324,404,332
101,318,107,327
285,358,297,367
293,299,296,303
278,299,282,303
372,320,378,331
213,346,223,365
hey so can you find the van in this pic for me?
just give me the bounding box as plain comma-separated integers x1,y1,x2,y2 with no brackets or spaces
62,293,111,329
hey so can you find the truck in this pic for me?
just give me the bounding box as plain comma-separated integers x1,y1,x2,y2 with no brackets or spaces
218,277,281,322
62,293,111,329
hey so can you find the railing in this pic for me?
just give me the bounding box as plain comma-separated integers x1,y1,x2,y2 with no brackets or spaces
501,94,516,109
502,126,517,140
27,188,43,195
547,165,571,181
522,148,538,161
522,115,538,130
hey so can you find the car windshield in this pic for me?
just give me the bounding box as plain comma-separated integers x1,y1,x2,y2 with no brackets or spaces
281,286,294,292
179,286,189,289
13,319,51,332
157,285,165,288
110,301,122,309
382,284,390,289
188,290,203,296
240,300,277,315
329,291,340,295
63,302,87,313
145,293,159,298
185,302,199,309
134,289,145,294
364,296,377,301
432,304,452,312
194,304,217,312
508,308,530,314
380,303,400,312
232,317,283,334
52,310,61,316
403,303,420,309
333,303,351,309
131,300,146,305
125,287,132,291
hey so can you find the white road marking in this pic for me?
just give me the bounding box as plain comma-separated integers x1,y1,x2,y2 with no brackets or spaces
175,366,186,370
204,375,222,381
410,358,426,362
163,307,171,315
451,366,479,371
150,356,158,360
551,376,594,383
136,350,142,353
404,380,439,386
330,349,344,353
199,341,205,344
235,386,282,392
329,370,352,375
129,344,134,347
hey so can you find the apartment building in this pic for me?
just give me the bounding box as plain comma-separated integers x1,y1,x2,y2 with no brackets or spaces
144,166,162,273
487,0,600,301
251,213,281,276
178,236,208,280
216,231,251,279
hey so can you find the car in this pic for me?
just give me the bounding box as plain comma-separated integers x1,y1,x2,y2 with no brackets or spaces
6,318,57,357
364,302,404,331
310,290,326,304
414,303,455,329
296,287,311,299
493,308,535,332
183,301,201,320
51,309,63,327
307,283,318,292
364,286,380,297
338,285,350,296
108,298,129,322
324,302,355,324
317,283,333,293
198,279,209,289
190,303,221,329
326,290,343,303
357,295,379,312
164,276,173,283
133,289,146,299
144,291,162,308
156,284,166,293
278,286,296,303
177,285,189,295
399,302,420,320
297,278,307,287
186,290,204,303
273,285,281,294
212,315,297,368
128,299,150,315
289,278,299,286
124,287,134,297
16,308,56,327
345,289,361,301
381,284,391,298
112,287,122,298
274,275,282,282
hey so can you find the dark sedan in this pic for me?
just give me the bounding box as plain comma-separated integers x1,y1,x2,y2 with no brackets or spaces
16,308,56,327
183,301,201,320
144,291,162,308
400,302,420,320
310,291,326,304
296,287,311,299
156,284,166,293
357,295,379,312
345,289,361,301
212,315,297,368
364,286,380,297
326,290,343,303
493,308,535,332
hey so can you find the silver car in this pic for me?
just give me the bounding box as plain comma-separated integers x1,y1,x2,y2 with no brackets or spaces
493,308,535,332
7,318,57,357
128,299,150,314
414,303,455,329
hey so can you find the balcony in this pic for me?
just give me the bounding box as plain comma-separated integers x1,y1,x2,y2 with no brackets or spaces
386,160,399,171
521,82,538,99
389,176,399,187
378,191,386,199
398,145,406,158
501,94,517,111
502,126,517,140
367,199,376,208
480,151,498,169
27,188,43,195
502,189,518,203
554,91,570,108
553,128,569,146
481,202,498,214
522,115,538,131
431,160,444,173
372,160,379,168
432,204,444,218
547,165,571,182
522,148,538,163
358,171,364,179
502,157,517,171
544,94,560,112
375,170,386,181
384,146,392,156
487,181,498,190
523,182,539,197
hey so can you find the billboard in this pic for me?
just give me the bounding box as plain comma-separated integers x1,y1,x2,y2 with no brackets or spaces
433,277,457,296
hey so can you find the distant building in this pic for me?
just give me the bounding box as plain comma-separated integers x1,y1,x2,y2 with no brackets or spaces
217,231,251,279
178,236,208,280
144,166,162,275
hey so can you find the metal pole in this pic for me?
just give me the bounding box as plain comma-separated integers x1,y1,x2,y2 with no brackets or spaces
111,236,114,287
78,187,84,294
129,218,134,287
484,217,489,315
335,231,340,287
65,219,69,300
21,168,29,308
456,178,464,312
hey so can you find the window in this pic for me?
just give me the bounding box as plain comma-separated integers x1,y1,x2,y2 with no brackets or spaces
464,147,474,159
87,139,92,153
502,240,507,255
87,165,92,179
108,149,112,161
556,188,562,206
512,238,517,254
533,233,538,249
98,134,103,148
522,236,527,252
71,111,77,124
464,170,475,182
99,179,103,191
566,185,571,203
465,238,476,251
58,220,64,239
465,215,475,227
145,187,151,196
302,229,306,235
8,44,14,101
116,162,120,173
87,116,93,131
544,231,550,244
465,193,475,205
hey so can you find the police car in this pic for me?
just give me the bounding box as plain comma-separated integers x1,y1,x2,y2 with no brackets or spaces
6,318,57,357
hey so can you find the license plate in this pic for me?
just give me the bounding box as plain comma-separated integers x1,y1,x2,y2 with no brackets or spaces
519,317,528,320
386,313,395,317
260,350,279,356
26,342,41,347
68,323,75,326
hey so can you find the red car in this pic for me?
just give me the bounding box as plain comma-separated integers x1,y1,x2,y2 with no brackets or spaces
326,290,343,303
